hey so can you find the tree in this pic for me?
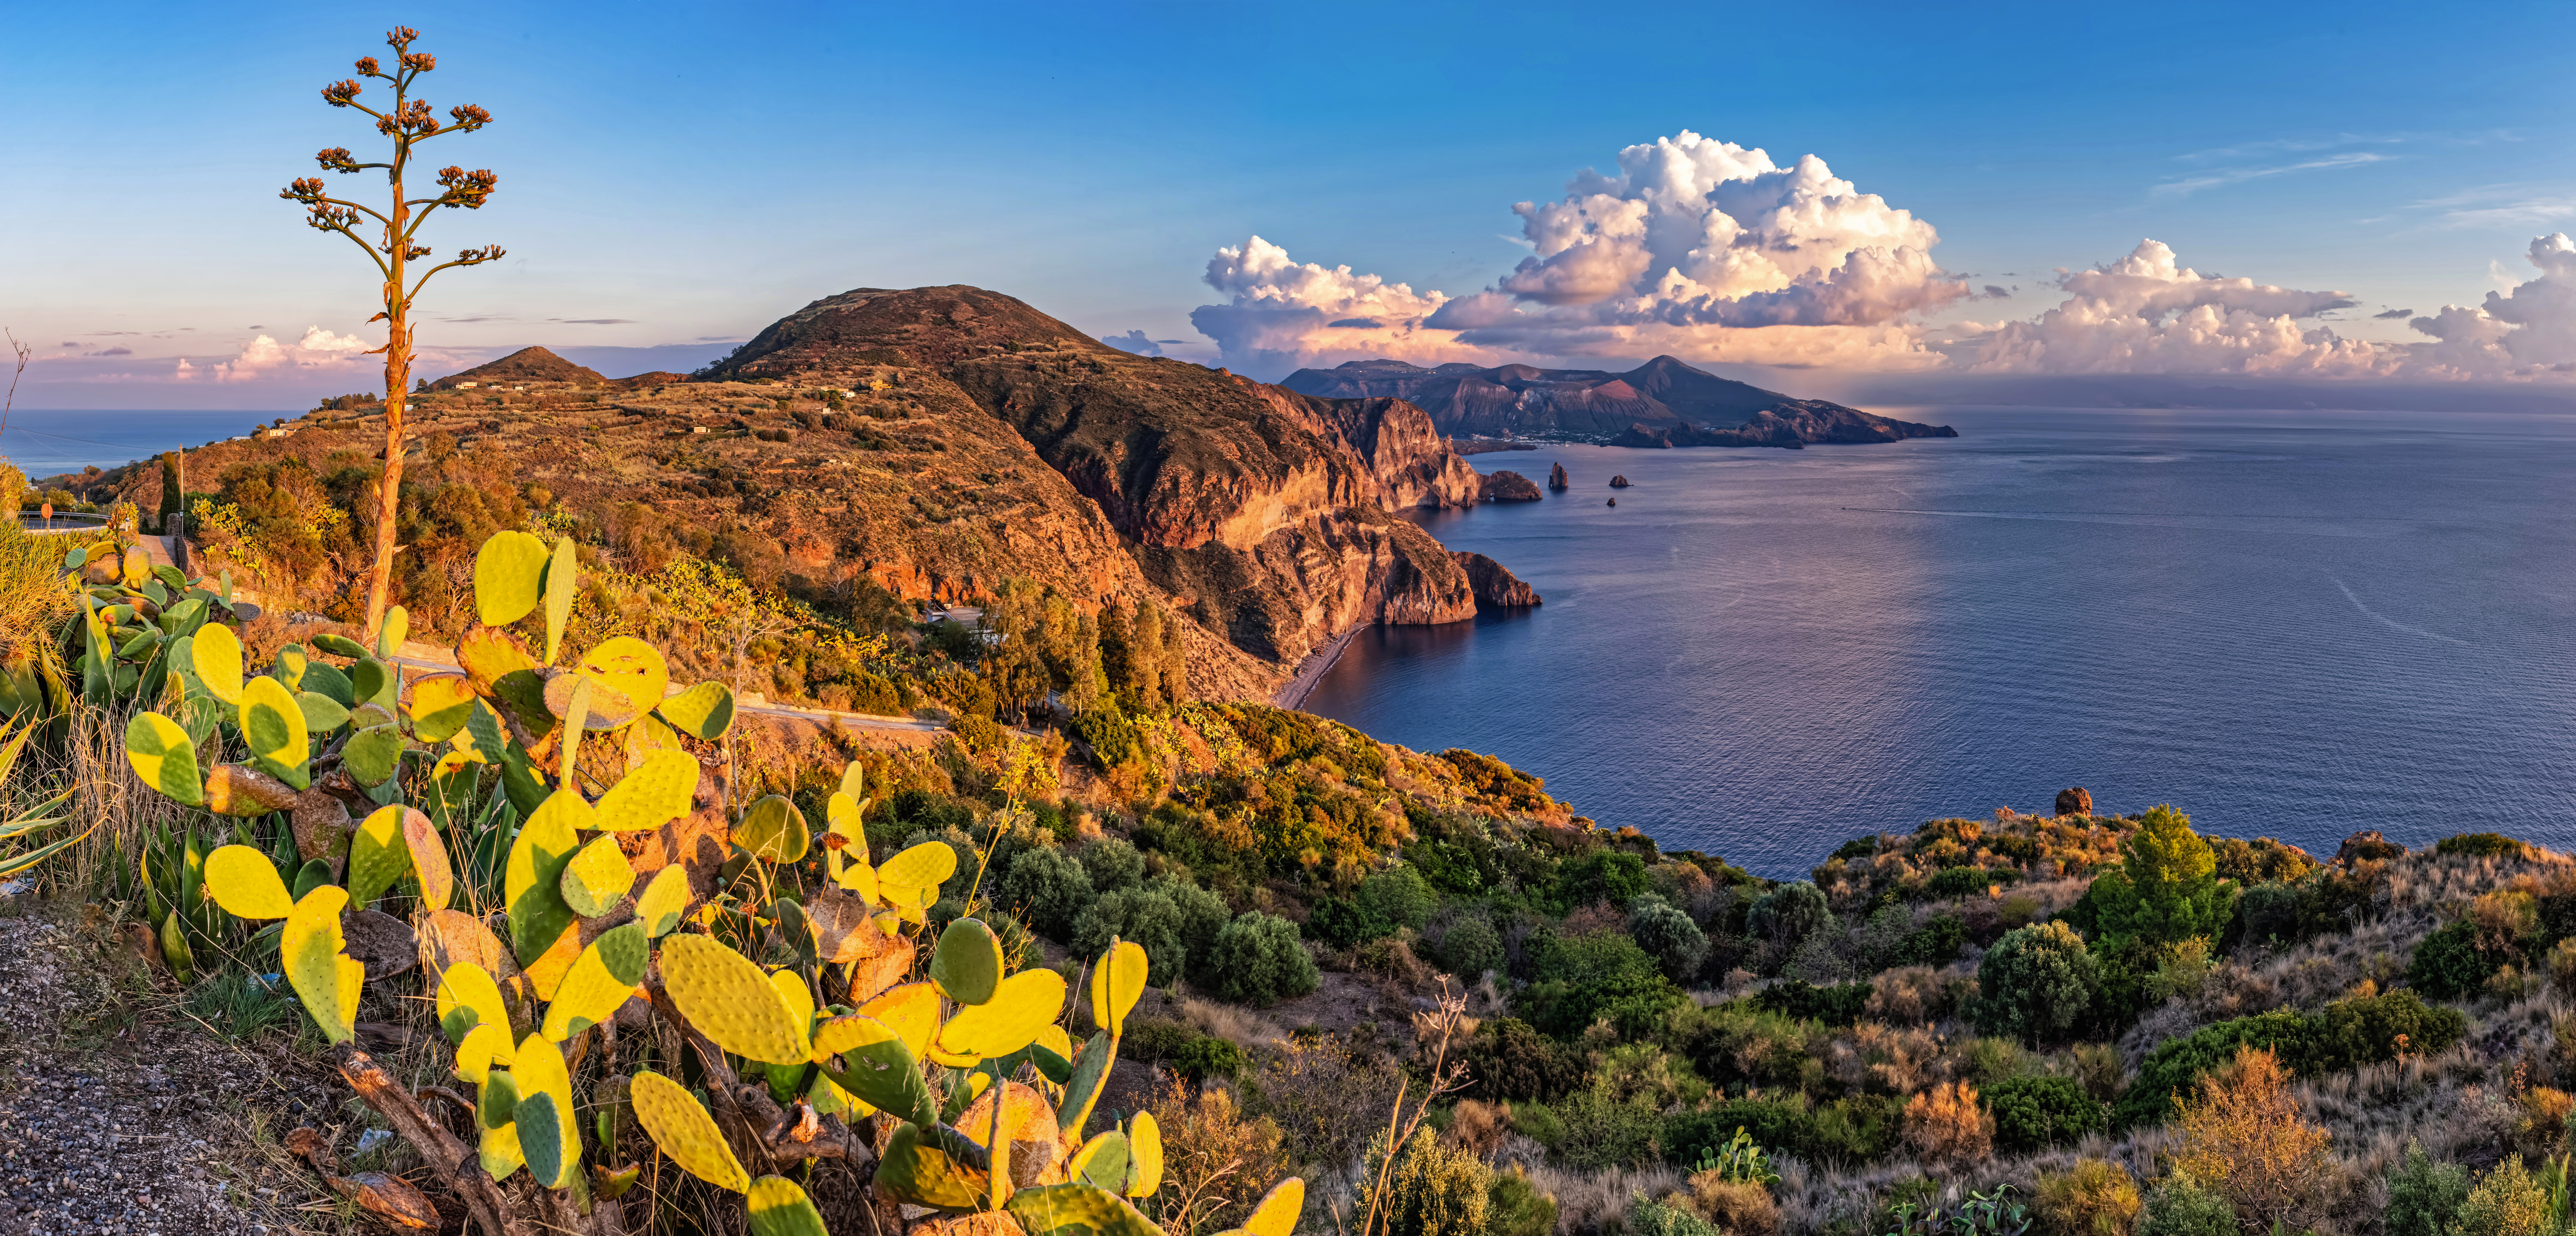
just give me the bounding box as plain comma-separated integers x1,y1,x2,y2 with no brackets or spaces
280,27,504,644
2088,804,2228,948
999,843,1093,940
1628,894,1710,982
1978,921,2100,1043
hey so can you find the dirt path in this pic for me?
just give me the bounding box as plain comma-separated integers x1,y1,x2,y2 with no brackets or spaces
0,900,340,1235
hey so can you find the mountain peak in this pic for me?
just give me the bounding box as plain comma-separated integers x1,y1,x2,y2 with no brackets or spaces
428,346,605,390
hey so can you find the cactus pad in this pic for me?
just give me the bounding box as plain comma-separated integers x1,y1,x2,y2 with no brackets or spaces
559,834,634,918
875,1121,988,1213
294,690,349,735
124,712,202,804
577,636,670,716
239,674,310,790
437,961,511,1045
659,933,810,1065
634,865,691,938
594,749,697,832
542,922,647,1040
860,982,941,1059
770,967,816,1034
655,681,735,740
747,1175,831,1236
453,1020,515,1084
540,536,577,664
401,808,454,911
880,839,958,893
347,805,413,907
340,724,405,788
1228,1178,1304,1236
735,795,809,863
281,884,361,1043
474,530,550,627
477,1068,525,1182
1070,1131,1130,1192
1091,940,1148,1036
190,622,243,705
631,1071,749,1193
511,1033,579,1189
811,1012,940,1129
1125,1111,1162,1198
407,674,478,741
505,790,592,967
1007,1183,1167,1236
202,763,300,816
377,605,408,660
930,917,1005,1005
202,845,292,920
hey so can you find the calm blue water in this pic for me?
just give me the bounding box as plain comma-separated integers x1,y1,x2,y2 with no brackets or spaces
1307,408,2576,877
2,410,289,477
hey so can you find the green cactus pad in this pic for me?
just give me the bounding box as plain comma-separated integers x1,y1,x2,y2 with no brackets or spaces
349,657,394,709
747,1175,832,1236
875,1122,987,1213
542,922,647,1040
291,858,334,900
406,673,477,742
300,660,354,707
658,933,810,1065
477,1068,525,1182
559,834,635,919
347,805,413,907
511,1033,579,1189
735,795,809,863
294,690,350,735
1071,1131,1130,1192
272,645,307,692
1091,940,1148,1036
506,791,593,967
311,633,370,659
655,680,735,740
474,531,550,627
593,748,697,832
811,1014,940,1129
1008,1183,1167,1236
281,884,361,1044
438,962,512,1046
238,674,310,790
930,918,1005,1005
202,845,292,920
634,865,691,938
341,724,405,788
631,1071,749,1193
1058,1030,1114,1137
124,711,202,804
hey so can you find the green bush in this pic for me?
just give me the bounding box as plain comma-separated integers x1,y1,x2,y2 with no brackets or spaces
1460,1018,1586,1102
2407,920,2498,1000
2088,804,2229,948
2299,989,2466,1073
1156,876,1231,985
1898,914,1968,965
1306,895,1393,947
1754,979,1871,1026
1521,930,1677,1039
2138,1177,2235,1236
1071,887,1188,985
1977,921,2100,1044
1927,865,1999,898
2384,1141,2470,1236
2435,833,2532,859
1361,1129,1494,1236
1485,1170,1558,1236
999,844,1093,940
1627,1199,1721,1236
1986,1075,2107,1152
1357,865,1436,930
1663,1094,1900,1166
1205,912,1318,1006
1439,914,1505,978
2233,881,2303,946
1079,837,1146,893
1748,881,1832,943
2115,1010,2305,1128
1169,1034,1247,1084
1072,706,1138,766
1553,849,1651,910
1629,895,1710,982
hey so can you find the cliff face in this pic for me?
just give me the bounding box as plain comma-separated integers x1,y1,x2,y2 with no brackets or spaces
1252,390,1482,512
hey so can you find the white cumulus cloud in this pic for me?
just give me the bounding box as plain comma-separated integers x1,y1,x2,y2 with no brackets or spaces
2403,234,2576,376
1968,240,2390,375
177,326,378,383
1190,131,1964,376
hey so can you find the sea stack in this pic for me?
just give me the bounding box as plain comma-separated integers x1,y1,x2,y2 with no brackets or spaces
1548,462,1569,490
1609,474,1631,488
1480,470,1544,502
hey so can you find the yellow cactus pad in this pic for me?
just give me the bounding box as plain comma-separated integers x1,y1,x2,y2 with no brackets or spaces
281,885,361,1043
938,968,1069,1060
346,804,413,907
577,635,670,717
634,865,692,938
861,982,942,1060
238,674,310,790
511,1033,580,1189
521,920,582,1003
1239,1177,1304,1236
401,808,455,912
437,962,511,1046
1091,940,1148,1036
542,922,648,1040
880,839,958,892
1008,1183,1168,1236
735,795,809,863
559,834,635,919
658,933,810,1065
656,680,735,741
505,790,593,967
631,1071,749,1193
124,712,202,804
474,530,550,627
454,1021,514,1084
477,1069,525,1182
1125,1111,1163,1198
770,968,816,1034
594,748,698,832
1070,1131,1130,1192
746,1175,831,1236
540,535,577,665
202,845,291,920
190,621,244,705
407,673,478,742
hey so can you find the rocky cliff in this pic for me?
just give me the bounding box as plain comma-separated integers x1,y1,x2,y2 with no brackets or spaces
1480,471,1543,502
1611,402,1958,449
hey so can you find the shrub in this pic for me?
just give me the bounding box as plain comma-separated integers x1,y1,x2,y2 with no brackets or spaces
2384,1140,2470,1236
1748,881,1831,943
1438,914,1504,978
1307,895,1393,947
1898,913,1967,965
1555,849,1650,909
1072,887,1188,985
2437,832,2534,860
2455,1154,2552,1236
1486,1169,1558,1236
1987,1075,2108,1152
1460,1018,1584,1102
1148,1079,1294,1236
2208,836,2316,886
1073,706,1138,766
2233,881,2303,946
1927,865,1997,898
2116,1011,2305,1128
1080,836,1147,893
1521,931,1678,1039
2136,1177,2234,1236
2167,1046,2332,1232
2409,919,2498,1000
1901,1081,1993,1167
999,844,1093,940
1627,1198,1722,1236
1754,979,1872,1026
1678,1174,1778,1236
2035,1158,2141,1236
2298,989,2466,1072
1169,1035,1248,1084
2088,804,2228,948
1357,865,1436,930
1205,912,1318,1006
1977,921,2099,1043
1629,895,1710,982
1156,876,1231,985
1665,1095,1901,1167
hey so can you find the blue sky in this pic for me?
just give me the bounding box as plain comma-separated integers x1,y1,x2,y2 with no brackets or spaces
6,0,2576,409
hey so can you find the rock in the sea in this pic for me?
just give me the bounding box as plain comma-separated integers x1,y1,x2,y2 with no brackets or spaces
1451,551,1542,605
1480,470,1544,502
2336,830,2407,863
2054,787,2093,817
1548,462,1569,490
1609,474,1631,488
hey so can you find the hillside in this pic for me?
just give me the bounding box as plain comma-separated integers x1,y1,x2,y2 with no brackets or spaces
1283,354,1958,444
425,344,608,390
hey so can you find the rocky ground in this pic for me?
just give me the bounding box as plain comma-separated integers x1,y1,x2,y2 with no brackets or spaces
0,898,353,1235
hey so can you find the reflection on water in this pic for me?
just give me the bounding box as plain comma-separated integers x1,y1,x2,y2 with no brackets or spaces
1305,407,2576,877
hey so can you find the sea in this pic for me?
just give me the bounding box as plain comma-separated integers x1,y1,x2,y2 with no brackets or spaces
1306,407,2576,878
2,410,289,478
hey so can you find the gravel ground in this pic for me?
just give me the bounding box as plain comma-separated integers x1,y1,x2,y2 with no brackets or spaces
0,900,348,1235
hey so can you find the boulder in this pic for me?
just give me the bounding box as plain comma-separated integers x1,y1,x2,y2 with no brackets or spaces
2336,830,2407,863
1548,462,1569,490
2054,787,2093,817
1479,470,1543,502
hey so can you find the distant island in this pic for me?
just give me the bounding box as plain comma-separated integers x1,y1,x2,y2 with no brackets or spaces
1283,354,1958,447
